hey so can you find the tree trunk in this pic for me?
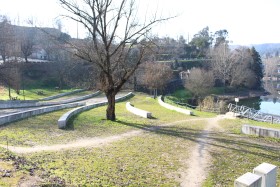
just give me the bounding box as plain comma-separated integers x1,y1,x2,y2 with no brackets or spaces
8,86,11,100
106,92,116,121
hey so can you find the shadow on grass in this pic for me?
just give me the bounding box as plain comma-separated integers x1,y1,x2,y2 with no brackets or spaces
116,119,280,161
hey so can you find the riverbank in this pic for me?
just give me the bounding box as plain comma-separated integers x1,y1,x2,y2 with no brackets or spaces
213,90,268,101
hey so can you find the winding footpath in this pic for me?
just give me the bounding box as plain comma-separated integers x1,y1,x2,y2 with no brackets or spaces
0,95,235,187
180,115,226,187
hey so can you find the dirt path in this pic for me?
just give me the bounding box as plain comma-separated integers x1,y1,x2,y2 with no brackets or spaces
1,130,142,154
1,118,211,154
180,115,227,187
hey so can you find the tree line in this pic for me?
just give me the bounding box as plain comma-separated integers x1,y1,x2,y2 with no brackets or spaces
0,0,264,120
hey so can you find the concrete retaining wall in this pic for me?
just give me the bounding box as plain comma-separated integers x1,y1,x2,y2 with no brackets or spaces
0,102,85,126
126,102,152,118
242,124,280,139
158,96,193,115
41,89,85,101
0,91,100,109
58,92,133,129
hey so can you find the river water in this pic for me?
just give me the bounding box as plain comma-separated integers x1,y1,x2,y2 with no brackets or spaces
238,81,280,116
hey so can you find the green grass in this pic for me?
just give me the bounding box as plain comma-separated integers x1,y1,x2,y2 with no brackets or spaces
164,96,217,118
0,86,79,100
203,119,280,186
26,120,205,186
0,93,207,186
2,92,279,186
0,94,198,147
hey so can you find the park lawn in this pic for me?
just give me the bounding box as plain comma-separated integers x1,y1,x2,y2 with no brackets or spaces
48,90,97,101
0,94,197,147
24,120,205,186
0,93,207,186
164,96,217,118
219,118,280,134
0,86,78,100
203,119,280,187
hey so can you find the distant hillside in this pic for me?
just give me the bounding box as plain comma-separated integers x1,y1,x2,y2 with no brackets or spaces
230,43,280,57
252,43,280,57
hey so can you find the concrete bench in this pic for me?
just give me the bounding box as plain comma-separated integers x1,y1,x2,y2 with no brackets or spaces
126,102,152,118
234,172,262,187
157,95,193,115
58,92,133,129
0,102,85,126
41,89,85,101
242,124,280,139
235,163,278,187
0,91,100,109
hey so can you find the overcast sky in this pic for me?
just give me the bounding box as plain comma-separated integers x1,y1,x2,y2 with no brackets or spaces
0,0,279,45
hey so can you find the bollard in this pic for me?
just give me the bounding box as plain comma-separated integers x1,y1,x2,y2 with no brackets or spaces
253,163,278,187
234,172,262,187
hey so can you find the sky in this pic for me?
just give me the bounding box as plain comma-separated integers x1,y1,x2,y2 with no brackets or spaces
0,0,279,45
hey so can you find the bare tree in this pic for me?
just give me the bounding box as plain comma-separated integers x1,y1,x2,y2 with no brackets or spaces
185,68,215,98
58,0,171,120
0,16,15,63
20,28,35,62
229,47,256,88
208,42,232,88
140,62,173,98
263,57,279,78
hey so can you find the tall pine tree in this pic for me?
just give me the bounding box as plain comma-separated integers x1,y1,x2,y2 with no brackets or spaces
250,47,263,90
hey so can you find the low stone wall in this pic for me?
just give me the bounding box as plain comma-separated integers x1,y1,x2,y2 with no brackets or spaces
40,89,85,101
242,124,280,139
158,96,193,115
58,92,133,129
234,163,277,187
0,102,85,126
0,91,100,109
126,102,152,118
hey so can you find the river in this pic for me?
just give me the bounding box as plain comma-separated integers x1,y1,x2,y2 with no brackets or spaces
238,80,280,116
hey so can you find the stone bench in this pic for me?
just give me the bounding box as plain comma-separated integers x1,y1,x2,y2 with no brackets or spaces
0,102,85,126
234,163,278,187
157,95,193,115
41,89,85,101
58,92,133,129
0,91,100,109
126,102,152,118
242,124,280,139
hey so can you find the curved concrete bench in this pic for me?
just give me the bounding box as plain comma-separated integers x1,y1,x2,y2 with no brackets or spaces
126,102,152,118
0,91,100,109
58,92,133,129
0,102,85,126
158,96,193,115
40,89,86,101
242,124,280,139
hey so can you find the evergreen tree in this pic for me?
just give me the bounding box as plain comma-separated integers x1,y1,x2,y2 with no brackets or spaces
250,47,263,89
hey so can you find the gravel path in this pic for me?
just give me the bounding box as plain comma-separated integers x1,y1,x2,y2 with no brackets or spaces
180,115,233,187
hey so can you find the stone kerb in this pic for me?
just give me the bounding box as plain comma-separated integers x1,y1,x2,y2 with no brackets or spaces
157,95,193,115
58,92,133,129
40,89,86,101
126,102,152,118
242,124,280,139
0,102,85,126
235,163,277,187
0,91,100,109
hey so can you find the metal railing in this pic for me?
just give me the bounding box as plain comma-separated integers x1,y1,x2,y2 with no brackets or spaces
228,103,280,124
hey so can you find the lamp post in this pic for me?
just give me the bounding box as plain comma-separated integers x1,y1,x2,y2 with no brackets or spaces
235,97,239,112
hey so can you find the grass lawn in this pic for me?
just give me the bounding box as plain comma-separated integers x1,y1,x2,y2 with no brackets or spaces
1,93,279,186
164,96,217,118
0,94,197,147
0,86,80,100
0,93,206,186
203,119,280,186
